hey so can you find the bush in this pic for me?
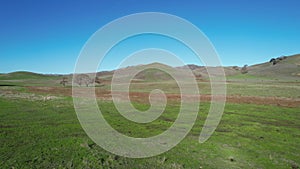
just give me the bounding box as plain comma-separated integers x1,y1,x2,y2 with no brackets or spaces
241,65,248,74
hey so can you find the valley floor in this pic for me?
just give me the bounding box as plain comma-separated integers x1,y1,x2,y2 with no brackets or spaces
0,78,299,168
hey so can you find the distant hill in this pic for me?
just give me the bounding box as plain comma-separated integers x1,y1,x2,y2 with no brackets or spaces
182,54,300,80
178,64,240,78
0,71,53,80
110,62,176,82
1,54,299,81
247,54,300,80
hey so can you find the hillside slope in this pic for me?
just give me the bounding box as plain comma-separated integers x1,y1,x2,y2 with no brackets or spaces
248,54,300,80
0,71,59,80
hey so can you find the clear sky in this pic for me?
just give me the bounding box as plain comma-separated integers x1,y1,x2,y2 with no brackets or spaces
0,0,299,74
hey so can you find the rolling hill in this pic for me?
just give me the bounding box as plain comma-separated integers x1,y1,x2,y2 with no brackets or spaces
247,54,300,80
1,54,299,82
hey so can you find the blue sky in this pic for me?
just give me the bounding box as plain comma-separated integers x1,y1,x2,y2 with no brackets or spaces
0,0,299,74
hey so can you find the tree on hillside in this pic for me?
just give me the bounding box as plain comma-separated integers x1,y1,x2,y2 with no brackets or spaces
269,58,276,63
269,56,287,65
272,60,278,65
74,74,92,87
94,76,102,85
232,66,239,71
241,65,248,74
59,77,68,87
270,58,278,65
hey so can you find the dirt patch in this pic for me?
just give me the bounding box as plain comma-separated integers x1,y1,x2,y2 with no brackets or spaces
26,86,300,108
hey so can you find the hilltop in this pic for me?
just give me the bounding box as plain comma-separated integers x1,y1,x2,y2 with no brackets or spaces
0,71,48,80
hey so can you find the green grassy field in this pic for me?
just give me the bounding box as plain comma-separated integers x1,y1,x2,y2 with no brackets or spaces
0,96,299,168
128,80,300,98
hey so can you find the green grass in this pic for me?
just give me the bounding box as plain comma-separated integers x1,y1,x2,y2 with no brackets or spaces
0,79,65,87
0,71,60,80
225,81,300,98
0,71,66,87
226,73,274,80
134,68,174,82
128,80,300,98
0,97,299,168
0,66,299,168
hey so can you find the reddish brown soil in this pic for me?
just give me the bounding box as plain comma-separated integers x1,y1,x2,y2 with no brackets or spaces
27,86,300,108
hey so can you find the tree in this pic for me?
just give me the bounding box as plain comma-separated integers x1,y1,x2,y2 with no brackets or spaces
272,60,278,65
74,74,92,87
59,77,68,87
241,65,248,74
269,58,276,63
94,76,102,85
270,56,287,65
232,66,239,71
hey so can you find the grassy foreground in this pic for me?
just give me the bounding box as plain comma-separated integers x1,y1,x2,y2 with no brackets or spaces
0,97,299,169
